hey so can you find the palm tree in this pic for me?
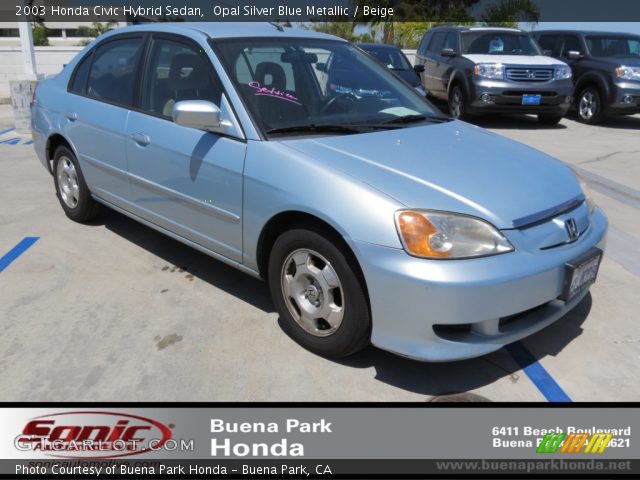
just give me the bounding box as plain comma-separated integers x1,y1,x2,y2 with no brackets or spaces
307,22,360,42
355,0,539,45
481,0,540,26
77,21,119,39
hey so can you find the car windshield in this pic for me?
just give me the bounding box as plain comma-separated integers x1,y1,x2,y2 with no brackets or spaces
213,38,444,136
585,35,640,58
461,31,541,55
360,46,413,70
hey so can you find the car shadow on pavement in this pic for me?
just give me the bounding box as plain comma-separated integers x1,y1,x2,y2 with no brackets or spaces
94,207,591,399
331,294,592,399
92,208,275,313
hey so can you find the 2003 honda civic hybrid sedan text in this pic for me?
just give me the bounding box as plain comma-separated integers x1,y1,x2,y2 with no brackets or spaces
32,23,607,361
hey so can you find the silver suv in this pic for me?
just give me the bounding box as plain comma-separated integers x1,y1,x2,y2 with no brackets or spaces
415,26,574,125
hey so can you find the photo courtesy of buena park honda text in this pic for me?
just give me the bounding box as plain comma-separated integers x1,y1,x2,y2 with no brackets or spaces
0,0,639,478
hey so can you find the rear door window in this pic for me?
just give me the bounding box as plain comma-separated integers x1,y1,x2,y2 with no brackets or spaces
86,37,145,107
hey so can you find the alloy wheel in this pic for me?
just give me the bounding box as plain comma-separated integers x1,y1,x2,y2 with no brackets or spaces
280,248,345,337
450,87,463,119
579,91,597,121
56,155,80,209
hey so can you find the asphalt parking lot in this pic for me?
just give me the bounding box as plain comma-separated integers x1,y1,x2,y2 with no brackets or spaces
1,105,639,402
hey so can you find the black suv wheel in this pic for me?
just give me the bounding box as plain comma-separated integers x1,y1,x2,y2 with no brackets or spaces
577,86,605,124
448,84,469,120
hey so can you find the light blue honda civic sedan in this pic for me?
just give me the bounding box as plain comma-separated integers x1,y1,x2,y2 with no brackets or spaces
31,23,607,361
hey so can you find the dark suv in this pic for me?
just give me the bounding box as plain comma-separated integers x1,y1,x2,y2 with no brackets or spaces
533,30,640,124
415,26,574,124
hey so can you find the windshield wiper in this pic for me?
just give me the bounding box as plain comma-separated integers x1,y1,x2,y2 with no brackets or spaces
266,124,362,135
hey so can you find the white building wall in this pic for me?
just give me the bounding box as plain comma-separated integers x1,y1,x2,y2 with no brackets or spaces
0,46,83,101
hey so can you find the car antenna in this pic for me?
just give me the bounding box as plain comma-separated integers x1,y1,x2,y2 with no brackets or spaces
270,22,284,32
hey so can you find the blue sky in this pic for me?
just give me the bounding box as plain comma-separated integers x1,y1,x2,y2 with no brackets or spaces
520,22,640,36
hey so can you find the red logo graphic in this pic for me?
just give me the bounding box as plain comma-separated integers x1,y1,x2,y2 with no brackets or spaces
16,411,172,458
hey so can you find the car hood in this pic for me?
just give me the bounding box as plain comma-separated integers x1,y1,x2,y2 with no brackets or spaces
592,56,640,67
279,121,582,229
462,54,567,66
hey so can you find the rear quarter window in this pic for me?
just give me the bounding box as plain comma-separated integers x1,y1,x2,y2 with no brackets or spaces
69,53,92,94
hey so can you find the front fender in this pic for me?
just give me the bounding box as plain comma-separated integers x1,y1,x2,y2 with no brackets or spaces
241,140,405,272
447,69,472,98
575,71,611,102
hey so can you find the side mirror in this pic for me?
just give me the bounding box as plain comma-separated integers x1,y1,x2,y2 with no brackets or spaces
172,100,222,132
441,48,457,57
567,50,582,60
413,64,425,73
315,62,327,72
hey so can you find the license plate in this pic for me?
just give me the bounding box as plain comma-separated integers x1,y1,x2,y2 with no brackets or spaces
522,94,541,105
560,248,603,302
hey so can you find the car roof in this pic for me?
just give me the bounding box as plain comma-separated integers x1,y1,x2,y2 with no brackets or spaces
534,30,640,37
104,22,345,42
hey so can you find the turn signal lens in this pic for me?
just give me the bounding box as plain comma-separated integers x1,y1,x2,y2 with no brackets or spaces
395,210,514,260
396,211,450,258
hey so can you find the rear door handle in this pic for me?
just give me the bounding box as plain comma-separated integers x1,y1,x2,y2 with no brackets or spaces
66,111,78,121
130,132,150,146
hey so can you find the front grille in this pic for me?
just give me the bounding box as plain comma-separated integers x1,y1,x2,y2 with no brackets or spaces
506,67,554,82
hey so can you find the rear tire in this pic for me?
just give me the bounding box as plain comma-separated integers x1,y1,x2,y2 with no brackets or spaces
53,146,100,222
268,227,371,358
537,114,562,126
448,84,469,120
577,86,605,124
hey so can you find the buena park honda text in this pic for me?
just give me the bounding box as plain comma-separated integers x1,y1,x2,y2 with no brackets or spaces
31,23,607,361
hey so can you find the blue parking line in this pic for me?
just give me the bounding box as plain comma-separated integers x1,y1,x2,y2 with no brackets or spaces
0,237,39,273
506,342,572,402
0,127,16,136
0,137,20,145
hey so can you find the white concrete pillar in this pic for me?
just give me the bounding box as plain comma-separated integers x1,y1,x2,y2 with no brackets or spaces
18,20,37,77
12,14,41,133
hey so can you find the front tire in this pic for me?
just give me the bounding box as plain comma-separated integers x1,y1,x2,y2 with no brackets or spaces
53,146,99,222
577,86,604,124
268,227,371,358
537,114,562,126
448,84,469,120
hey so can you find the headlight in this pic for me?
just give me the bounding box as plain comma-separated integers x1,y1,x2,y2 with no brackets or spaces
474,63,504,80
394,210,514,259
576,174,597,213
554,65,572,80
615,66,640,81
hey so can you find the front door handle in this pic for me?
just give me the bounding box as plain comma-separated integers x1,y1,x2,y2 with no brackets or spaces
130,132,150,146
66,111,78,121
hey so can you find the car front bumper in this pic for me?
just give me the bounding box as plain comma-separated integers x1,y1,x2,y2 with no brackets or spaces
468,78,573,115
607,81,640,114
349,207,607,362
